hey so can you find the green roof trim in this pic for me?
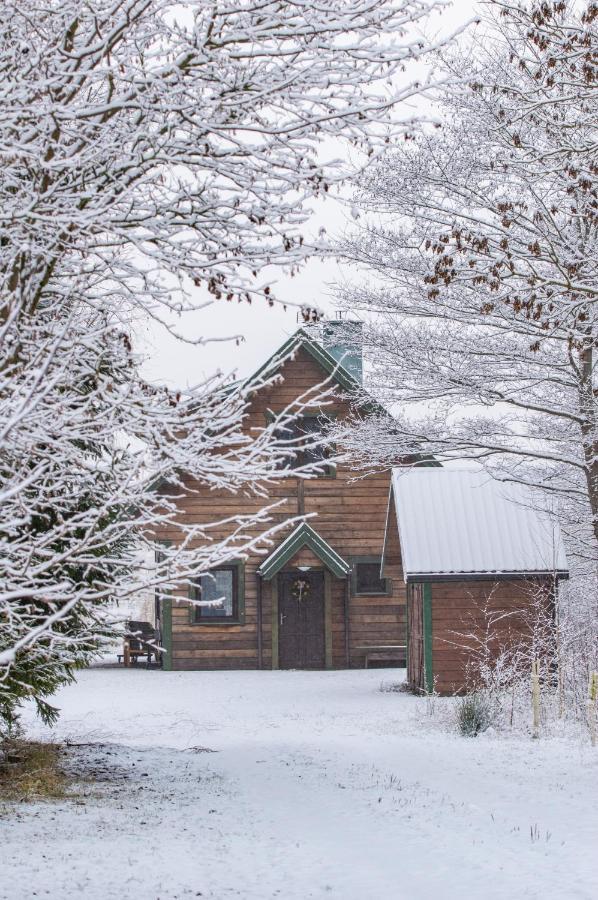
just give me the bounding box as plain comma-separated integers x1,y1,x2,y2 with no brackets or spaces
243,328,362,396
257,522,351,580
239,329,443,451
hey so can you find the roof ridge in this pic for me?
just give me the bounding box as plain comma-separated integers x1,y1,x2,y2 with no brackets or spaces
239,326,364,397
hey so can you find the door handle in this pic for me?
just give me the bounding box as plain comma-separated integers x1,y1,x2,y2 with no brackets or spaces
280,612,286,627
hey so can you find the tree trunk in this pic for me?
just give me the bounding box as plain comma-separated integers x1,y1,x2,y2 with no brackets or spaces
578,344,598,548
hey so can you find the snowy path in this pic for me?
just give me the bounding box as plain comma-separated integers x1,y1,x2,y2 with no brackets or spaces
1,668,597,900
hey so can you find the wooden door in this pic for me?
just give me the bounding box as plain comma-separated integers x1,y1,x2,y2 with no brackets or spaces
278,572,325,669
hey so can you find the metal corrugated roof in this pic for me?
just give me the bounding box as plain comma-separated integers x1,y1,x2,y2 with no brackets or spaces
390,469,568,581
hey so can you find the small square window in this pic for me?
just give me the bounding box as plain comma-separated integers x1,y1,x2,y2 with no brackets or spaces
273,415,334,476
191,566,239,623
352,558,388,596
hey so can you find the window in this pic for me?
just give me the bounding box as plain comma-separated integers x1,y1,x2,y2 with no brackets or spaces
274,414,334,476
352,557,389,596
191,565,242,623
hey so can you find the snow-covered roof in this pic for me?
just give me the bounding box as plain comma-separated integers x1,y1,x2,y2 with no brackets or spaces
389,469,568,582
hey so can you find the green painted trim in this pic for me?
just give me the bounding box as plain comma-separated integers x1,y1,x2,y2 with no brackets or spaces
161,597,173,671
405,570,568,584
349,555,391,597
187,561,246,625
406,585,411,684
324,570,333,669
246,328,362,397
423,583,433,693
258,523,351,580
271,577,279,670
155,540,173,671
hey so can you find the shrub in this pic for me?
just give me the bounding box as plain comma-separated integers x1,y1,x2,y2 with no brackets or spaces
379,680,405,693
457,693,494,737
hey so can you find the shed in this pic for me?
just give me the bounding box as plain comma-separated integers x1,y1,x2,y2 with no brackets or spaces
383,469,568,694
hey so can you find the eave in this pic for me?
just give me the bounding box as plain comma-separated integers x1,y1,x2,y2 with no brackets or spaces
243,327,363,397
404,571,570,584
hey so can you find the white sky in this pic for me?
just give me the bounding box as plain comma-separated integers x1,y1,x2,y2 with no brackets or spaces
140,0,480,391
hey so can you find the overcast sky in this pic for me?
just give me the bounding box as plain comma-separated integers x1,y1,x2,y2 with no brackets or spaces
140,0,480,392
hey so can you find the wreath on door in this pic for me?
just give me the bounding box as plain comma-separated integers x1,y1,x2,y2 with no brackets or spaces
291,577,311,601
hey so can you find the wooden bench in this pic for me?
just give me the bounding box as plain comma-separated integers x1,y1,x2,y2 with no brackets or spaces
355,645,407,669
119,621,160,668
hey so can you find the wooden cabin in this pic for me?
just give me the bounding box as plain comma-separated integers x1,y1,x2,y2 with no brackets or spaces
154,325,569,690
155,323,410,671
383,469,569,694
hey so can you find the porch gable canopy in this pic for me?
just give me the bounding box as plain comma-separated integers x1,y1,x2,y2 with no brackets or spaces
257,523,351,581
387,468,569,583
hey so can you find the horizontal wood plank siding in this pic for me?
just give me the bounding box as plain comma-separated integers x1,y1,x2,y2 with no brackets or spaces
157,346,406,670
429,578,554,694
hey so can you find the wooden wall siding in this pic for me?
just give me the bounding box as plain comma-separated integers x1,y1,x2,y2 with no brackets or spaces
156,346,407,670
425,579,553,694
382,497,403,572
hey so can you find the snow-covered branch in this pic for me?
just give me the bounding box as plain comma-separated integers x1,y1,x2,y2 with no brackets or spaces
0,0,450,726
335,0,598,560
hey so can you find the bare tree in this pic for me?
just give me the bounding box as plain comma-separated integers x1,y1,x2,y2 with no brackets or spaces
0,0,451,726
335,1,598,560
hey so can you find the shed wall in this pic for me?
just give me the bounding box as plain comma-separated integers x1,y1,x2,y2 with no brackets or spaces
407,578,555,694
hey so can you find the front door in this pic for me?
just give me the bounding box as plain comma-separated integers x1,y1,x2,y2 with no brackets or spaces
278,571,325,669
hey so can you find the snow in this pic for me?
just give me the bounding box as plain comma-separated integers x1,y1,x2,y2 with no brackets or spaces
3,667,597,900
391,468,568,579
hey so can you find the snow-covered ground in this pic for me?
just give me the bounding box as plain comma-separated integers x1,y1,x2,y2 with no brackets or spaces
2,668,597,900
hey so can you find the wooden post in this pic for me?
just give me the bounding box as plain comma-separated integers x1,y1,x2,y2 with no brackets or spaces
556,615,565,719
531,659,541,739
297,478,305,517
557,665,565,720
588,671,598,747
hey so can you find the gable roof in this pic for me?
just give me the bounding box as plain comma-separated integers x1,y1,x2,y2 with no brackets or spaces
243,327,363,397
257,522,351,580
238,326,436,432
387,468,568,583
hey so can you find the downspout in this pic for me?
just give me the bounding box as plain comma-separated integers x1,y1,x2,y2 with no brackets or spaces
257,573,263,670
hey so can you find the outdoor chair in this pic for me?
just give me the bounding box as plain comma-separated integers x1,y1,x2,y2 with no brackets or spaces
119,620,159,668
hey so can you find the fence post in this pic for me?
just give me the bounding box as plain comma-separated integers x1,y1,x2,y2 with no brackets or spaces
557,646,565,719
531,659,541,739
588,672,598,747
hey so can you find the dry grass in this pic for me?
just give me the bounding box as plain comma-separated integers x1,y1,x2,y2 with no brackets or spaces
0,738,68,802
379,679,408,693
